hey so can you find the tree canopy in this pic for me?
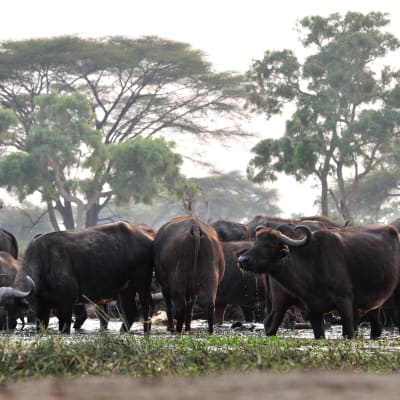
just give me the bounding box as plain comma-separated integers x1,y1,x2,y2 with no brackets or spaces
0,35,247,229
0,91,184,229
246,11,400,221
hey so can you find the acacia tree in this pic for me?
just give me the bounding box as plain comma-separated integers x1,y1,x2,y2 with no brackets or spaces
0,36,246,228
0,92,183,230
246,12,400,220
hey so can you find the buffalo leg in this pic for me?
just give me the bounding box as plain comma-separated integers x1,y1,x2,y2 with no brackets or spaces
175,299,185,333
56,303,73,333
336,300,354,339
35,299,51,331
162,289,175,332
392,288,400,332
214,303,226,325
264,296,293,336
241,306,255,322
205,303,215,334
184,299,194,332
368,308,383,339
309,312,325,339
73,304,87,330
119,288,138,332
138,288,152,334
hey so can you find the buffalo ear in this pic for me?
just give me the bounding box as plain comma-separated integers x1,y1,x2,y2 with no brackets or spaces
280,244,289,258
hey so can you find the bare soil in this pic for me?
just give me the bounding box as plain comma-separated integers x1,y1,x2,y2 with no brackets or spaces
1,371,400,400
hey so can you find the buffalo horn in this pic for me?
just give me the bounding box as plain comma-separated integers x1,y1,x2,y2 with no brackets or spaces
255,225,266,232
276,224,312,247
11,275,35,299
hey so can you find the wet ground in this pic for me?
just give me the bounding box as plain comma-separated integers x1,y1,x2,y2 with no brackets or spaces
6,312,400,341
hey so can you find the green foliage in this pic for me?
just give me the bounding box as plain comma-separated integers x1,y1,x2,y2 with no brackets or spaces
246,11,400,219
0,92,105,205
108,137,183,204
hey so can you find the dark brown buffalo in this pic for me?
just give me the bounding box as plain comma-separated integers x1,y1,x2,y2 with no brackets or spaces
0,251,27,329
211,220,249,242
238,223,400,339
0,221,154,334
71,223,158,331
0,227,18,259
215,240,267,324
247,215,344,239
154,216,225,333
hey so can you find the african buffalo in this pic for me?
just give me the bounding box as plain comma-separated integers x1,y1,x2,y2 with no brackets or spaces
154,215,225,333
0,227,18,259
0,221,154,334
211,220,249,241
0,251,27,329
247,215,344,239
215,240,267,324
238,223,400,339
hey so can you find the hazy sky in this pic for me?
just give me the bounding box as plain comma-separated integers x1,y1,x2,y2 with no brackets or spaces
1,0,400,216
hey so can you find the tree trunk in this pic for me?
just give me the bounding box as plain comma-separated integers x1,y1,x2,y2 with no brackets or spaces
85,203,102,227
47,201,60,231
336,160,353,222
54,200,75,230
320,176,329,217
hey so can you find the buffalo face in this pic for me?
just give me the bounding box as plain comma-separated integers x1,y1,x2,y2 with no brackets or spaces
237,225,312,274
0,289,30,330
0,276,35,330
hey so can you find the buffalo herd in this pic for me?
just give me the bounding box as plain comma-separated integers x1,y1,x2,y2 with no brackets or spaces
0,215,400,339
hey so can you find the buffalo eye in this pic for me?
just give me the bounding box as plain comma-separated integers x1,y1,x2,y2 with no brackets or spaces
280,244,289,258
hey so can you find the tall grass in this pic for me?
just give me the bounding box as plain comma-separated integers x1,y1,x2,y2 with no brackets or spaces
1,334,400,383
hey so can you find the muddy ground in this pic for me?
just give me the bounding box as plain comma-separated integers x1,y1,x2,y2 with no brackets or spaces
2,371,400,400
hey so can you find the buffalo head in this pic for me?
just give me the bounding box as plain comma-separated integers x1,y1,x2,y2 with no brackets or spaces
237,225,312,274
0,275,35,330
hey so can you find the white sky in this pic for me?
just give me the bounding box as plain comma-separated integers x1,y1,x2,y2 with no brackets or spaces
1,0,400,217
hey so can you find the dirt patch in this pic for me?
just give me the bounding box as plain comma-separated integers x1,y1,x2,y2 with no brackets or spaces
1,371,399,400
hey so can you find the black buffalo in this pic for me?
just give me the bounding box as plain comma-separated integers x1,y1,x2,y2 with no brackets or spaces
215,240,267,324
154,215,225,333
0,227,18,259
0,221,154,334
0,251,28,329
247,215,344,239
211,220,249,242
238,223,400,339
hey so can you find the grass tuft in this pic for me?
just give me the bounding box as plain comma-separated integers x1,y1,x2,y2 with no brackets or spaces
1,334,400,383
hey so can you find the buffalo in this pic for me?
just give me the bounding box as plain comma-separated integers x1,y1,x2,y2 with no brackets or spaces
0,221,154,334
215,240,267,325
0,251,27,329
211,220,249,242
247,215,344,239
154,215,225,333
0,227,18,259
238,223,400,339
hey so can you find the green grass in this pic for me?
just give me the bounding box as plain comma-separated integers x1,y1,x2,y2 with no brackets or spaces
1,334,400,383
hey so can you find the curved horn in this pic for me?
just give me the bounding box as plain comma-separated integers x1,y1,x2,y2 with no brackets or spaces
255,225,266,232
11,275,35,299
275,224,312,247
